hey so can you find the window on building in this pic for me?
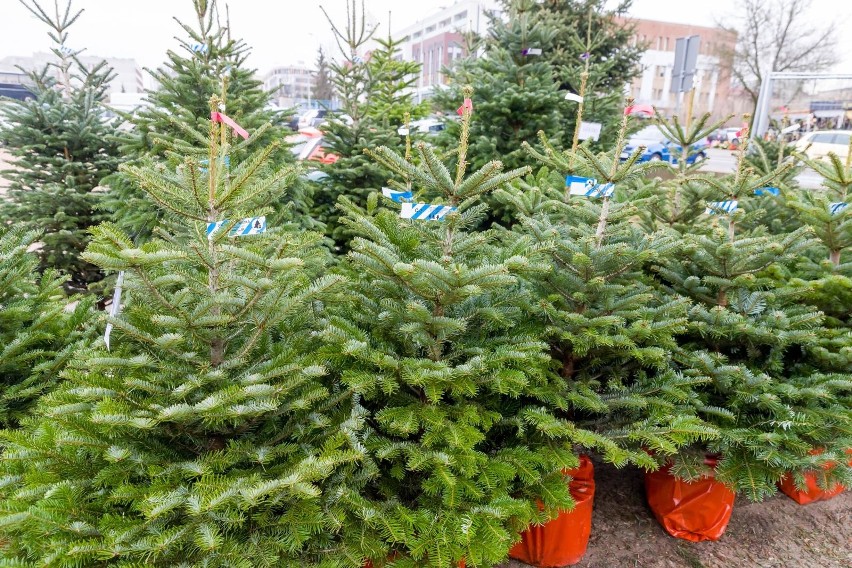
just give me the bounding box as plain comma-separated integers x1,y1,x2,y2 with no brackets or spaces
454,11,467,21
413,31,421,38
664,37,669,50
426,25,435,33
440,18,450,27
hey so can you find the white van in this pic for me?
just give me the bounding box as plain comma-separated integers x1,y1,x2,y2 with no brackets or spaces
794,130,851,161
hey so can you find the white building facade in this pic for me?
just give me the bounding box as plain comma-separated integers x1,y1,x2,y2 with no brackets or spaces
0,52,144,94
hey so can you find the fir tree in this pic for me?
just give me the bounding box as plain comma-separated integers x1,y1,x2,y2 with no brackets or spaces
536,0,644,147
314,46,335,103
648,127,852,500
0,225,96,428
314,1,425,248
0,98,359,566
434,0,566,174
321,91,594,567
105,0,299,240
497,108,717,468
0,0,120,291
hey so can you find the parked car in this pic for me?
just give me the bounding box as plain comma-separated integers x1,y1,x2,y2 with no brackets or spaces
397,117,447,136
620,125,708,164
298,109,330,129
287,127,339,164
794,130,851,161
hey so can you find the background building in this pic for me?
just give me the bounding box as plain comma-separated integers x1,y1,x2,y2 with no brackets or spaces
618,19,738,122
393,0,496,100
0,52,144,94
263,64,316,109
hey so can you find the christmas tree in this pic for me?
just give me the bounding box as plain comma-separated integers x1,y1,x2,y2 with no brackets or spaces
0,98,360,566
648,128,852,499
314,1,426,248
321,91,592,567
314,46,335,103
0,225,96,428
434,0,566,174
0,0,120,291
497,107,717,468
105,0,301,240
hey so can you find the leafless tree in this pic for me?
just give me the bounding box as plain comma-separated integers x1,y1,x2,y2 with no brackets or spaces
721,0,837,110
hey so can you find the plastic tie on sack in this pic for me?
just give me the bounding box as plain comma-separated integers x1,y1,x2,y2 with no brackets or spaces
644,455,735,542
566,175,614,198
207,216,266,238
400,203,456,221
704,200,738,215
509,455,595,567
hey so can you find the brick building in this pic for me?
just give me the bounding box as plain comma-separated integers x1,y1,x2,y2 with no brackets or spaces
617,18,738,122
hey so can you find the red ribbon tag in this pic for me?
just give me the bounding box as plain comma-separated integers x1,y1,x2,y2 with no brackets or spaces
456,98,473,116
210,111,250,139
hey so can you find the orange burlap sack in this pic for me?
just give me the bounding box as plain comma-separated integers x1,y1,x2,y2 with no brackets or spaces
779,449,846,505
508,455,595,567
644,456,735,542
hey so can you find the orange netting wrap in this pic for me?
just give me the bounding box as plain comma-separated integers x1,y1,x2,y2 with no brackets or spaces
779,449,846,504
644,456,735,542
508,454,595,567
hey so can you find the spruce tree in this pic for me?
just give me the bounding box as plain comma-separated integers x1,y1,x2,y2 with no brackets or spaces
0,98,359,566
0,225,96,428
314,1,425,248
0,0,120,291
321,91,595,567
105,0,299,240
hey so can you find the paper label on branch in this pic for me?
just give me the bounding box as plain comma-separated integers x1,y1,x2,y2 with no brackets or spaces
522,48,542,55
207,216,267,238
705,200,738,214
754,187,779,196
191,43,208,54
566,175,614,198
456,98,473,116
104,271,125,351
580,52,591,60
564,92,584,103
578,121,602,141
400,203,456,221
382,187,413,202
397,127,410,135
829,202,848,215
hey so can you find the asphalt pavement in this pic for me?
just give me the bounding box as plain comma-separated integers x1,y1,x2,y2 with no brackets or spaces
700,147,825,190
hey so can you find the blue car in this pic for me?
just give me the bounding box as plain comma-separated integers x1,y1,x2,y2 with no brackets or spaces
620,125,708,164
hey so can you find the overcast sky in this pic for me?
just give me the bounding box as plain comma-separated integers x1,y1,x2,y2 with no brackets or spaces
1,0,851,75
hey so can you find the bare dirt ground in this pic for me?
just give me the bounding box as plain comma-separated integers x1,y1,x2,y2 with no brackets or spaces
500,459,851,568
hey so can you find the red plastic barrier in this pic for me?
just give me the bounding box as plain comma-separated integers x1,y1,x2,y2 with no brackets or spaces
644,456,735,542
779,449,846,504
509,454,595,567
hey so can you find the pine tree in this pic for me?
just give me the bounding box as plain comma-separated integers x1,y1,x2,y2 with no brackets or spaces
496,109,717,468
0,225,96,428
314,46,335,103
648,128,852,500
0,0,120,291
314,1,425,248
0,98,360,566
320,91,592,567
104,0,299,240
434,0,566,175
